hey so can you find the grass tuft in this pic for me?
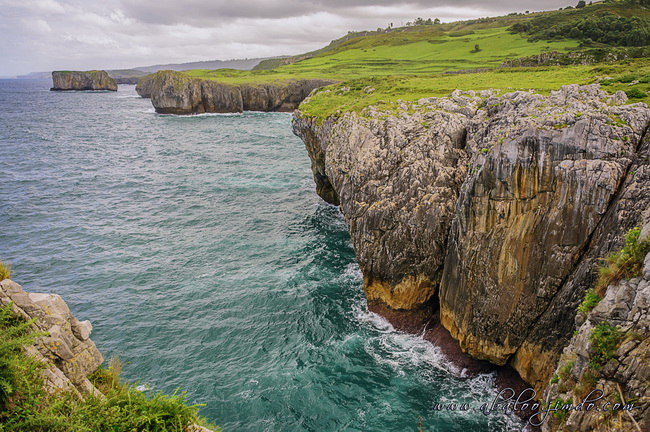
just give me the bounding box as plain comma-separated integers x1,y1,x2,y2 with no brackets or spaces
0,261,11,281
595,226,650,295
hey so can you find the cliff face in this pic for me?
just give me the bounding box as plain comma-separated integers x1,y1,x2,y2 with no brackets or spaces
51,71,118,91
0,279,103,397
145,70,335,114
542,224,650,432
293,85,650,390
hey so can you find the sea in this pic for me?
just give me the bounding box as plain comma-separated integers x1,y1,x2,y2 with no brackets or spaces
0,80,524,431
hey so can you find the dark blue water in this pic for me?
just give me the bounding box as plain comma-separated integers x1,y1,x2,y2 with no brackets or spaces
0,80,523,431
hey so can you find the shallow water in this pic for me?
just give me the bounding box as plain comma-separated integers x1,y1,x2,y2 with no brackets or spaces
0,80,523,431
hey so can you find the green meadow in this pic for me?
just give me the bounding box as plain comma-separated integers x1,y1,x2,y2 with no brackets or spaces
180,0,650,119
185,27,579,84
299,58,650,119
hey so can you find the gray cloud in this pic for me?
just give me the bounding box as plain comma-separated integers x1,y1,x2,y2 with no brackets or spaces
0,0,574,76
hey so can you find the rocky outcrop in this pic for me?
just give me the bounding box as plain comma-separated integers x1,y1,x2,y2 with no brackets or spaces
145,70,336,114
542,240,650,431
51,70,117,91
293,84,650,391
135,74,156,98
0,279,103,397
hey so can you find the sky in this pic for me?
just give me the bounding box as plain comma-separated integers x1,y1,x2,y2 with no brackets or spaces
0,0,574,77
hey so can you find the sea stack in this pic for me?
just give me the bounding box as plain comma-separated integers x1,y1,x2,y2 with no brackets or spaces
51,70,118,91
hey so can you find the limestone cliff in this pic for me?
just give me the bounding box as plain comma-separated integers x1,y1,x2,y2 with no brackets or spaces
145,70,336,114
51,70,118,91
293,85,650,391
541,223,650,432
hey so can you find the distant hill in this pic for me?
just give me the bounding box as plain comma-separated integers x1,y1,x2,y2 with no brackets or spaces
16,57,271,80
132,58,267,73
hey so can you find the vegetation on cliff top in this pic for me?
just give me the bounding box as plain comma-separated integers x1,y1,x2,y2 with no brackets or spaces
162,1,650,119
0,300,218,432
297,57,650,119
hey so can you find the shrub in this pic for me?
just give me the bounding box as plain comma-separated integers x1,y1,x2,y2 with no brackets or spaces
577,289,602,315
588,322,621,369
595,227,650,294
625,88,647,99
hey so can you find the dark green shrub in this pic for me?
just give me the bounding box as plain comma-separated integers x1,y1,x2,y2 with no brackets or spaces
588,322,621,369
625,88,647,99
577,289,602,315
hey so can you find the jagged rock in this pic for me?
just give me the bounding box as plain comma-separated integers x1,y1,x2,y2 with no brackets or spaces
293,84,650,391
51,70,117,91
147,70,336,114
542,253,650,432
0,279,103,395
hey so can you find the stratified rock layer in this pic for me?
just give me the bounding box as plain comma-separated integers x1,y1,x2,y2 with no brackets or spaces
146,70,336,114
293,85,650,390
51,70,117,91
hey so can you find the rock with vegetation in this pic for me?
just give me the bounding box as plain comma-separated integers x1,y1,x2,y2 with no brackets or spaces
146,70,335,114
51,70,118,91
0,278,103,397
542,223,650,432
0,273,219,431
135,73,156,98
293,84,650,391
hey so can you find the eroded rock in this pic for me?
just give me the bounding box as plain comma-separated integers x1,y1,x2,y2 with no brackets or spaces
293,84,650,391
51,70,117,91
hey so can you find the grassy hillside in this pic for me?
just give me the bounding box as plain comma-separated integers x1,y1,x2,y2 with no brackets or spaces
298,58,650,119
178,0,649,116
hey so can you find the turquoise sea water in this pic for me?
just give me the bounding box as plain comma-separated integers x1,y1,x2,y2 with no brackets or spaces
0,80,524,431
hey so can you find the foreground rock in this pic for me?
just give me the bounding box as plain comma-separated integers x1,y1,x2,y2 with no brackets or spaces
293,84,650,391
51,70,117,91
144,70,336,114
0,278,217,431
0,279,103,397
542,227,650,431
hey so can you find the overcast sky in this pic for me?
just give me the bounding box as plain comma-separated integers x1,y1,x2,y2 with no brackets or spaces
0,0,573,77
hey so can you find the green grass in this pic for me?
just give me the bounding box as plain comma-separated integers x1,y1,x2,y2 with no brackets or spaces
297,58,650,119
184,26,580,85
0,261,10,281
595,226,650,294
0,302,219,432
274,27,579,79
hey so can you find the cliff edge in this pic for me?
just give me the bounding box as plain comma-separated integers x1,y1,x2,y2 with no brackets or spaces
143,70,335,114
51,70,118,91
293,84,650,392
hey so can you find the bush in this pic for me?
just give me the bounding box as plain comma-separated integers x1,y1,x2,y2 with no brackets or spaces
577,289,602,315
595,227,650,294
625,88,647,99
588,322,621,369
